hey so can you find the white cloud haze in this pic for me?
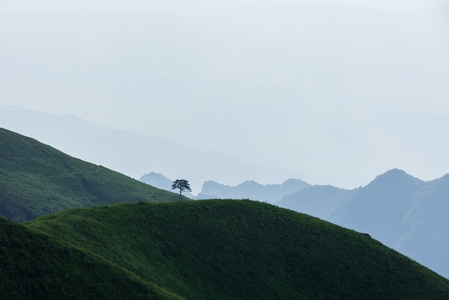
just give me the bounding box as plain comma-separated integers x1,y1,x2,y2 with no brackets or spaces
1,0,449,188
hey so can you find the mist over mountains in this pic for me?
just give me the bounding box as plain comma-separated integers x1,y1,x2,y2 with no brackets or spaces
1,2,449,296
1,3,449,188
0,105,301,192
3,128,449,298
137,167,449,279
327,170,449,279
2,106,448,278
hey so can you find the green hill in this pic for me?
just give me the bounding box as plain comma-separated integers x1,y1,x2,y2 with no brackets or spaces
0,217,181,299
0,128,181,222
16,200,449,299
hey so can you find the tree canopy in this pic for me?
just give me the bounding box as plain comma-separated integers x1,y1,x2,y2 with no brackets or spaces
172,179,191,198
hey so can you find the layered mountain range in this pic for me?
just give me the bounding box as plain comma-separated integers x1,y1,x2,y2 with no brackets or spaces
3,128,449,298
197,178,310,202
196,169,449,279
2,106,447,279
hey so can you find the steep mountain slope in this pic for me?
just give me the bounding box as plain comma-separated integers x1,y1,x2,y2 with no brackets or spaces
394,174,449,278
330,169,425,245
0,128,181,222
197,179,309,203
25,200,449,299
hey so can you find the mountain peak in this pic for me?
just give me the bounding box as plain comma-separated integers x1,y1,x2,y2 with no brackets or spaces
382,168,409,177
368,168,423,187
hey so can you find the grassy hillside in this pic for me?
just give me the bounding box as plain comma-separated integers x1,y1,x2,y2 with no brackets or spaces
24,200,449,299
0,217,185,299
0,128,181,222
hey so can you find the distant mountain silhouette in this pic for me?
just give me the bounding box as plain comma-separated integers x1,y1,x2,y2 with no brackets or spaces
140,172,173,191
197,179,310,203
277,185,354,220
392,174,449,278
330,169,425,245
277,169,449,279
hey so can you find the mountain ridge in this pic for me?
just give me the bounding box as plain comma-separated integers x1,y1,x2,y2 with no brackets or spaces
197,178,309,202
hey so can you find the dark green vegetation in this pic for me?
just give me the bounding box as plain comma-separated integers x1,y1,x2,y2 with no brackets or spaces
0,128,181,222
0,218,167,299
9,200,447,299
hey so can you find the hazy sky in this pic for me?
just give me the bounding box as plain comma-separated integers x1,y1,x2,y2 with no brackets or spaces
1,0,449,188
2,0,449,12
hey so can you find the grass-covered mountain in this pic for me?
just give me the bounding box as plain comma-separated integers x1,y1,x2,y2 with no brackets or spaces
0,128,181,222
1,200,447,299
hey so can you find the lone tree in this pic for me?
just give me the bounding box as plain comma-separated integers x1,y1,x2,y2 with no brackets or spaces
172,179,191,198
